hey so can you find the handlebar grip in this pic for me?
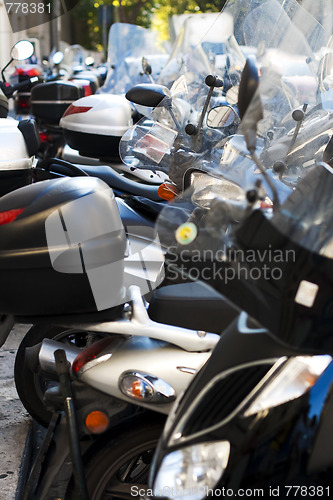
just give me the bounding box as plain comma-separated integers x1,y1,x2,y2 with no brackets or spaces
1,76,39,97
14,76,39,92
205,75,224,88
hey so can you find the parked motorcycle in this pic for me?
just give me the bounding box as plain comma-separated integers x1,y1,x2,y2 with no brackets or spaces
19,0,332,497
59,23,170,184
147,0,333,496
0,40,40,196
14,69,246,428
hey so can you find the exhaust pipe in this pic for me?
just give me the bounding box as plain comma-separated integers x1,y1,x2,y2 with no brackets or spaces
25,339,81,377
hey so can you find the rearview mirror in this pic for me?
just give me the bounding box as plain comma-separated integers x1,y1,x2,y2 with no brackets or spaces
126,84,171,107
85,56,95,67
11,40,34,61
142,57,152,75
52,51,64,65
207,105,238,128
237,56,260,120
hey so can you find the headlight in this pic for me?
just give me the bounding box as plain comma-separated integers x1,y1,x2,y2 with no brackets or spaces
244,355,332,417
190,171,245,209
153,441,230,500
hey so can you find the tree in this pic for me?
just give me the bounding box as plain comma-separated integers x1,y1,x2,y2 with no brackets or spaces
69,0,227,50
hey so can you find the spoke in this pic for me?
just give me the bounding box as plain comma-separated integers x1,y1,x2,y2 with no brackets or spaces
118,455,143,482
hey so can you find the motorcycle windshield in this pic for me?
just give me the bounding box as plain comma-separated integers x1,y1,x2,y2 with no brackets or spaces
157,11,241,89
154,0,333,353
120,0,330,193
119,8,251,178
62,44,87,72
98,23,169,95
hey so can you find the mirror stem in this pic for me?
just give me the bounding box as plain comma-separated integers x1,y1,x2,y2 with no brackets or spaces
167,105,180,130
1,58,13,83
250,150,280,211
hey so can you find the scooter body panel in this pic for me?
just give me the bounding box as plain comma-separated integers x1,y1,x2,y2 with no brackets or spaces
0,118,33,170
77,335,211,414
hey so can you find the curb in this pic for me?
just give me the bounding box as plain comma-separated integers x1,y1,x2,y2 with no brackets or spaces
15,420,33,500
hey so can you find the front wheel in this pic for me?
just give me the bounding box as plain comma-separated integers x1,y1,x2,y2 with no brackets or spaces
65,415,166,500
14,323,108,427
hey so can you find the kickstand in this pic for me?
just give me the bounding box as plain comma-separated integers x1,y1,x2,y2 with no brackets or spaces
54,348,90,500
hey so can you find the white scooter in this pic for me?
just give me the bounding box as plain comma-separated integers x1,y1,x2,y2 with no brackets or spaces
60,23,170,184
0,40,40,197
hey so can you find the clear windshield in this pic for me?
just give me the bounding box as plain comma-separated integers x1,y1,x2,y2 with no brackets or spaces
98,23,170,95
153,0,331,257
157,11,242,89
120,0,330,196
61,44,87,73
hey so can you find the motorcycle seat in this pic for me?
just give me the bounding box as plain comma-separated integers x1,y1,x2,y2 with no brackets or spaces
148,281,239,334
37,158,162,201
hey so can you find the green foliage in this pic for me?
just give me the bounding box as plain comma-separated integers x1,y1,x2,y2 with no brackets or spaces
70,0,227,50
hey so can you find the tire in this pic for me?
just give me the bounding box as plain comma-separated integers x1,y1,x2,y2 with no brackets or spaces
14,323,108,427
65,414,166,500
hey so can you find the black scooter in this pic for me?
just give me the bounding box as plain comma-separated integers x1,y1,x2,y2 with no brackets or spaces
148,59,333,496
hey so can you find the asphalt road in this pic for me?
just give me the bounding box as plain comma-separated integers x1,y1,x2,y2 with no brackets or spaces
0,323,31,500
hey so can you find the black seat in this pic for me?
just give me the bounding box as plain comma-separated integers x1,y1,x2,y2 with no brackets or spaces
79,165,162,201
148,281,239,334
36,158,162,201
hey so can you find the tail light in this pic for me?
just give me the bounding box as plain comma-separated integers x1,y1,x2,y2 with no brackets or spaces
72,335,125,375
16,68,41,77
39,131,47,143
0,208,24,225
83,84,92,97
62,104,92,118
16,95,30,110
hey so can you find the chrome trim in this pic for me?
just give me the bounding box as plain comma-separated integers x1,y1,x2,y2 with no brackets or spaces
38,338,80,375
78,353,112,375
169,357,286,446
119,370,176,403
177,366,197,374
31,100,75,104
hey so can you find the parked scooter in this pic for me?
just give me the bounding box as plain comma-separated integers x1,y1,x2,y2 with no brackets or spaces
149,137,333,499
0,40,40,196
24,0,333,497
148,0,333,495
18,1,332,497
14,70,247,428
59,23,170,184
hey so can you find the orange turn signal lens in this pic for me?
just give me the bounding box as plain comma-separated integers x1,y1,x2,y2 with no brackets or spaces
158,182,178,201
85,410,110,434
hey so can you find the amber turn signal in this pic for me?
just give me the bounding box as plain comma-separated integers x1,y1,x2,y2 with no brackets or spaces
85,410,110,434
158,182,178,201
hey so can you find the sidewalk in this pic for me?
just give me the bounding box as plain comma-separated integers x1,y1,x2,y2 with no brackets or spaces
0,324,31,500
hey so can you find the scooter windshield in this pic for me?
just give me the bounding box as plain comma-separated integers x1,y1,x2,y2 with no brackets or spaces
119,9,247,183
98,23,169,95
120,0,329,192
153,0,333,352
62,44,87,73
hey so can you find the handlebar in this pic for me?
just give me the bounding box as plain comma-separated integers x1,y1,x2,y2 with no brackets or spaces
0,76,39,98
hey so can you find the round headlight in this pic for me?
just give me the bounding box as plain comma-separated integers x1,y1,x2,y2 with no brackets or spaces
153,441,230,500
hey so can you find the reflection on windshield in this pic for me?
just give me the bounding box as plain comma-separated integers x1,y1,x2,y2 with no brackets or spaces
271,164,333,257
